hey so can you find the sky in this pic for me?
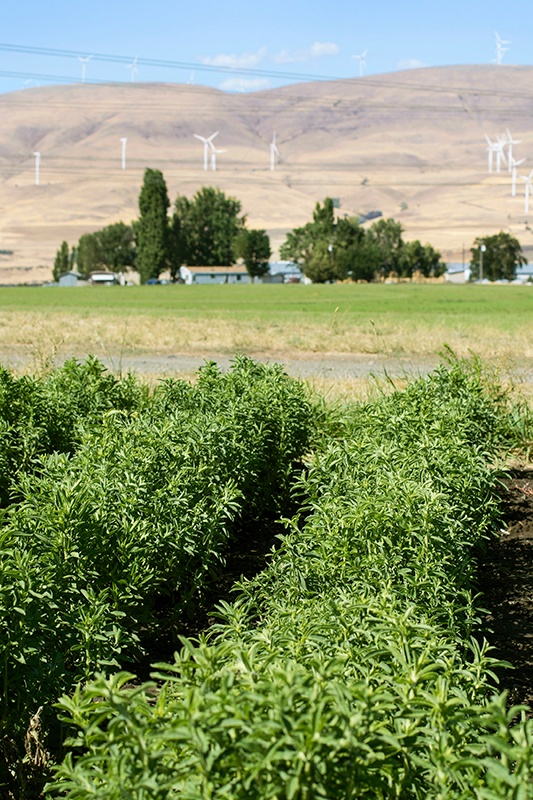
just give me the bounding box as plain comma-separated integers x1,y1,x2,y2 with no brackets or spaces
0,0,532,95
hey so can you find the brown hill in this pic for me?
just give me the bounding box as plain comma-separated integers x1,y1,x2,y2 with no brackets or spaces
1,64,533,283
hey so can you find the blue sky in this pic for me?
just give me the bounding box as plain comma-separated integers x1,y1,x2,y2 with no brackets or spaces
1,0,532,94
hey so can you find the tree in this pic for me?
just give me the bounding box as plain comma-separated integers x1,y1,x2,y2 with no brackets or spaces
172,187,246,267
97,223,136,272
76,233,102,278
135,169,170,284
52,241,73,281
470,232,527,281
279,199,338,282
280,200,373,283
399,240,446,279
234,229,271,279
367,218,404,278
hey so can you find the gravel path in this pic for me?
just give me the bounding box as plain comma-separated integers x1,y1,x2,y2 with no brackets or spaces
2,346,533,384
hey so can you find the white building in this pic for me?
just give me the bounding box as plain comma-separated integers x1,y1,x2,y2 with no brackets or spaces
179,266,251,285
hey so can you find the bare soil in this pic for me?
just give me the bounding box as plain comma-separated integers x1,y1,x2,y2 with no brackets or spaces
478,469,533,710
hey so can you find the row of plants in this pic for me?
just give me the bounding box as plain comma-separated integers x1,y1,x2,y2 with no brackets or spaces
47,355,533,798
0,356,314,795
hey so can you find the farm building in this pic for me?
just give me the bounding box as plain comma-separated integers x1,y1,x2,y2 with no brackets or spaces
58,270,86,287
89,271,125,286
179,266,251,285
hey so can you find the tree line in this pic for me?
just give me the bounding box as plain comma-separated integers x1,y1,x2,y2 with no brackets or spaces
53,168,271,284
53,169,528,284
280,197,446,282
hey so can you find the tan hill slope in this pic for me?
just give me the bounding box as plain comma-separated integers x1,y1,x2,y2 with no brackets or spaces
1,64,532,283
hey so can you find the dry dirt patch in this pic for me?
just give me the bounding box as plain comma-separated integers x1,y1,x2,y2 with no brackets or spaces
478,469,533,710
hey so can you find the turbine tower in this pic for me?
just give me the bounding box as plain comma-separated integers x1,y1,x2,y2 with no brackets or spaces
78,55,93,83
352,49,368,77
33,151,41,186
270,132,281,172
510,156,525,197
120,137,127,170
128,57,139,82
505,128,521,171
210,145,226,171
494,32,510,65
521,169,533,214
484,135,499,173
193,131,219,171
494,134,508,173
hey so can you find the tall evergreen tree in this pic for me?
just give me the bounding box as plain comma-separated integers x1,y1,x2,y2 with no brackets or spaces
52,241,72,281
135,169,170,284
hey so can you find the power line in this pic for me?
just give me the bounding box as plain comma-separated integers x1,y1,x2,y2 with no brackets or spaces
1,42,533,101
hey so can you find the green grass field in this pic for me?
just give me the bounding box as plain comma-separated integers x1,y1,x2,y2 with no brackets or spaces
1,283,533,362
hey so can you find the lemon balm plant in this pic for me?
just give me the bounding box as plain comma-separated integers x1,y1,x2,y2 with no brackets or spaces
48,355,533,800
0,356,314,795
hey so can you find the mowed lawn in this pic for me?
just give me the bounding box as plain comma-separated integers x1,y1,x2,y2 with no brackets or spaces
0,283,532,359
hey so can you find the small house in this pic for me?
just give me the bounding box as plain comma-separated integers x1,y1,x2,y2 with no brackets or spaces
179,266,251,285
58,270,86,287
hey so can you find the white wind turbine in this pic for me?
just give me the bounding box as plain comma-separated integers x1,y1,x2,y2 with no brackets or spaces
494,32,510,65
505,128,521,171
193,131,219,171
352,48,368,77
128,57,139,82
33,151,41,186
270,132,280,172
510,156,525,196
78,55,93,83
521,169,533,214
484,134,499,173
494,134,508,173
120,137,127,170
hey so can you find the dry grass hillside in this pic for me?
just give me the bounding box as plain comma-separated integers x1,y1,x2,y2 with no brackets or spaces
1,64,533,283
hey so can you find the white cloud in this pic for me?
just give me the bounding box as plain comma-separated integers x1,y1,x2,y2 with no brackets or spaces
396,58,427,70
310,42,339,57
200,47,267,69
219,77,271,93
274,41,339,63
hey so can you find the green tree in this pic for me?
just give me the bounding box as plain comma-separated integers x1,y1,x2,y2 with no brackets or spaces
367,218,404,278
234,229,271,279
280,201,374,283
399,240,446,278
280,199,337,282
97,223,136,272
136,169,170,284
76,232,102,278
172,187,246,266
52,241,73,281
470,232,527,281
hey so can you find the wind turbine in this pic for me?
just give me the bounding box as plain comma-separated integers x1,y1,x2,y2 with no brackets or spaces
78,55,92,83
505,128,521,171
352,49,368,77
270,132,280,172
193,131,219,171
494,32,510,65
521,169,533,214
33,151,41,186
484,135,499,173
510,156,525,196
128,57,139,82
120,137,127,170
494,134,508,173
